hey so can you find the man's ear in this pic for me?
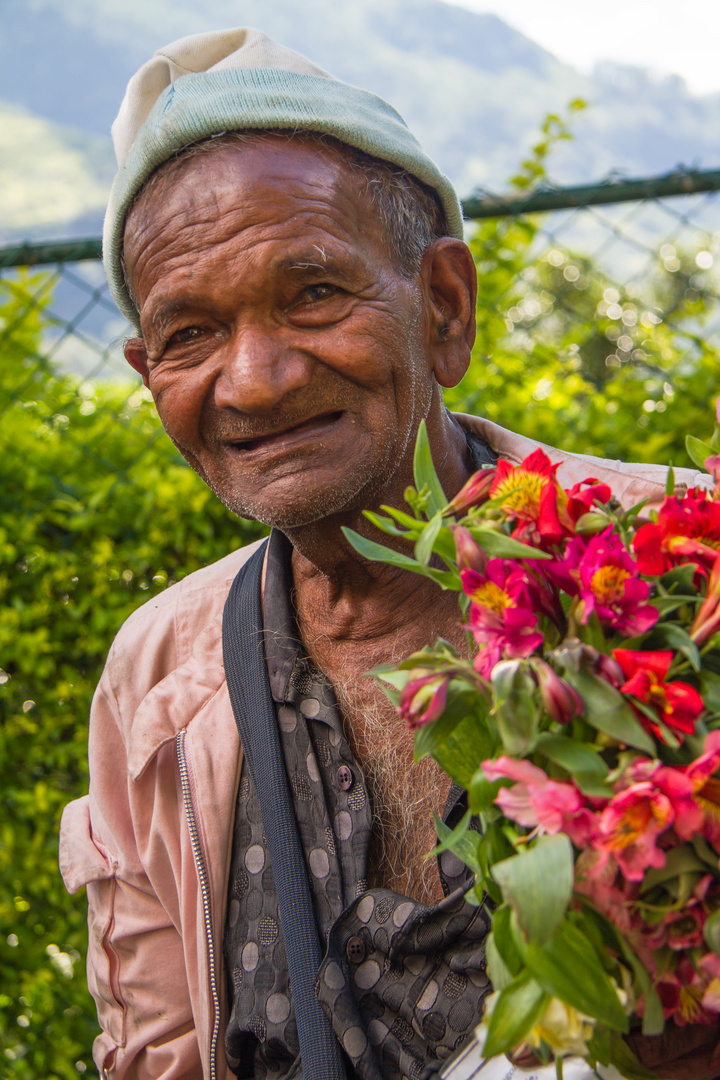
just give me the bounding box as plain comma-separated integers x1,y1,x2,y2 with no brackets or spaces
124,338,151,387
421,238,477,388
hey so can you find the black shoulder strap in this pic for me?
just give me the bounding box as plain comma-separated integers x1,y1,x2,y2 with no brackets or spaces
222,542,347,1080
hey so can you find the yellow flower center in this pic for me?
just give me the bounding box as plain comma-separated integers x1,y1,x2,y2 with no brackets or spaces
694,776,720,820
590,564,630,604
493,469,545,520
470,581,513,614
608,802,657,850
679,984,705,1024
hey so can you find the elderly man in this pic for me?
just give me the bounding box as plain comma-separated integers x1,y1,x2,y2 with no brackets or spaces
59,26,716,1080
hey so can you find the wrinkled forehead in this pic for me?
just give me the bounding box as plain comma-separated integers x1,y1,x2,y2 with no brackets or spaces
124,135,378,252
121,138,397,307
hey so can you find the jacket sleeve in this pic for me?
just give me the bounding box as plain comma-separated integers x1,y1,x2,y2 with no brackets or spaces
59,671,204,1080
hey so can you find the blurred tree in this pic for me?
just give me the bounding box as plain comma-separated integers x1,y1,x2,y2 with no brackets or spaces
446,103,720,468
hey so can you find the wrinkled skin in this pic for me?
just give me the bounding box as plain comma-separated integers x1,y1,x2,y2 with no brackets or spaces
123,141,720,1077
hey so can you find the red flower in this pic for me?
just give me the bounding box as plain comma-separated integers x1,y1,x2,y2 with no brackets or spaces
566,477,613,524
462,560,544,677
613,649,704,742
489,449,570,544
633,490,720,578
552,528,659,636
691,551,720,645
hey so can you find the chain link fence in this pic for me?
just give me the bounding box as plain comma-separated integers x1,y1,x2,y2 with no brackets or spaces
3,165,720,1077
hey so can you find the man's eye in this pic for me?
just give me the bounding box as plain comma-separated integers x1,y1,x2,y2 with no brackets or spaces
304,283,337,303
169,326,205,345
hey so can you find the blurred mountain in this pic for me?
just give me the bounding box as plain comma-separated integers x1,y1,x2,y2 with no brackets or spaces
2,0,720,240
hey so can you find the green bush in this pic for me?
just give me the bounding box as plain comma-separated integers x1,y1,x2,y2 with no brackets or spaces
0,277,266,1076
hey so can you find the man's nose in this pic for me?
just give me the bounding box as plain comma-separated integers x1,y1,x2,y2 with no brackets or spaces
213,324,314,413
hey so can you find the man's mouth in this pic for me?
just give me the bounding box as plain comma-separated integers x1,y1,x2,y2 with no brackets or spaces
227,411,345,454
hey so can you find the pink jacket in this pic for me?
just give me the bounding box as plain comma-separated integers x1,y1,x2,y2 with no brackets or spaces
59,416,710,1079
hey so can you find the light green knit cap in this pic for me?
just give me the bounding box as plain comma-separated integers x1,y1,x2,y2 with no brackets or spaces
103,27,464,329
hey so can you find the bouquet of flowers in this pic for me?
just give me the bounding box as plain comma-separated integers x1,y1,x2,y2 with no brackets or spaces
344,413,720,1080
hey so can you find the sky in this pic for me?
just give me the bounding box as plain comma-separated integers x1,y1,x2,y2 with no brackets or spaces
458,1,720,96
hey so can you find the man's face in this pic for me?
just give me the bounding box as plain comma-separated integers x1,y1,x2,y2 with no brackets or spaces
123,141,440,528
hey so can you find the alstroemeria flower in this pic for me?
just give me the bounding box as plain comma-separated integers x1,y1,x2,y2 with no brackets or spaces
633,490,720,578
462,560,544,677
444,467,496,515
488,448,570,544
531,659,583,724
552,528,659,635
482,756,597,845
686,730,720,845
397,670,450,730
452,525,487,573
699,954,720,1014
593,782,674,882
691,551,720,645
613,649,704,742
567,477,613,524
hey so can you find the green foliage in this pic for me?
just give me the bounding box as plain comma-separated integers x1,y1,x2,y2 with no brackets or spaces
446,104,720,469
0,275,265,1076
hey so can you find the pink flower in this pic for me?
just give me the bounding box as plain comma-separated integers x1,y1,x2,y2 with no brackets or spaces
593,782,674,882
463,560,544,677
552,527,659,635
482,756,597,846
691,551,720,645
686,730,720,845
397,670,450,730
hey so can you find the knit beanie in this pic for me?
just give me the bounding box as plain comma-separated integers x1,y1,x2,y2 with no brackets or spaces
103,27,464,328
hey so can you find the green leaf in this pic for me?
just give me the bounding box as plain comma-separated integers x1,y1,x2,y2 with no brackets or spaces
535,733,610,784
491,834,574,946
482,970,549,1059
342,527,458,589
413,419,447,516
414,512,442,566
430,708,496,788
469,770,508,813
665,464,675,496
562,667,655,754
659,564,699,594
468,526,551,560
363,510,416,539
491,903,524,978
432,811,480,873
521,919,629,1032
492,660,540,756
686,435,716,472
342,527,418,570
485,931,514,991
643,622,700,671
704,907,720,956
379,504,425,531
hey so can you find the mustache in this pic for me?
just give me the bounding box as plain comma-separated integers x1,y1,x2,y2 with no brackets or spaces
201,404,345,444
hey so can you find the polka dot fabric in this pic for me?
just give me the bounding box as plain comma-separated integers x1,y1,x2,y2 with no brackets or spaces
224,515,493,1079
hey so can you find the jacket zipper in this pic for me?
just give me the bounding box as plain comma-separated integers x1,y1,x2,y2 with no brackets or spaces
177,729,220,1080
